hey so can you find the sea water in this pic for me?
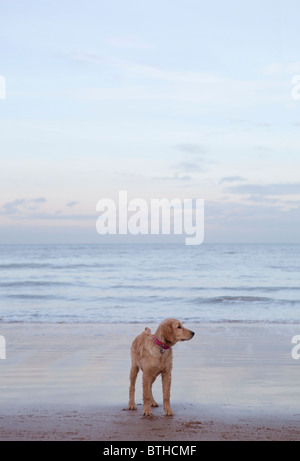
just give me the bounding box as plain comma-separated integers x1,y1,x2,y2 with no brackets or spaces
0,243,299,324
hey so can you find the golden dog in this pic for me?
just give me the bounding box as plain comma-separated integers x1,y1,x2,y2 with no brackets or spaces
128,318,195,416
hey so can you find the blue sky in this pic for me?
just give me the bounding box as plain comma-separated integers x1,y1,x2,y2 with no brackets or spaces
1,0,300,243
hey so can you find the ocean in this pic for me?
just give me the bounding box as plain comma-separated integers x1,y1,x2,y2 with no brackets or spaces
0,243,299,324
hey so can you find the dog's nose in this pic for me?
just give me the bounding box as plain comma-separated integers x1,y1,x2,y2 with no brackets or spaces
191,331,195,337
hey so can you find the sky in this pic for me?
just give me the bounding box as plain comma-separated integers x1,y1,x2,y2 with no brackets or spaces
1,0,300,243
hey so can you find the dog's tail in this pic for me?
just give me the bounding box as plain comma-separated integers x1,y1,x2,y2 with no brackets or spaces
144,327,151,335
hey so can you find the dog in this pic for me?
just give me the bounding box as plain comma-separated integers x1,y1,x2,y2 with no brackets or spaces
128,318,195,416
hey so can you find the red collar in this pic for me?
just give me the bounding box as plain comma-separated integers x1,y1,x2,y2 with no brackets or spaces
153,335,170,350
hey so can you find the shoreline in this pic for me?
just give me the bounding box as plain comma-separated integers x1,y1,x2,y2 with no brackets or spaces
0,403,299,441
0,322,299,440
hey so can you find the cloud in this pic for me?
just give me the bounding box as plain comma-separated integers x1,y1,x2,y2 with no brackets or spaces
106,36,151,50
0,199,26,215
175,143,207,155
0,197,47,215
69,52,222,88
153,173,192,182
245,195,279,204
171,143,209,177
253,122,270,127
220,176,246,184
68,52,289,108
16,213,94,221
203,200,300,243
66,201,79,207
226,183,300,196
68,51,107,65
0,197,92,223
172,161,204,173
30,197,47,204
253,145,272,152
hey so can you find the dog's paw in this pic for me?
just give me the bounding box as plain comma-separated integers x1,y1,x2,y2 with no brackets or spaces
164,408,174,416
128,403,137,410
143,407,153,416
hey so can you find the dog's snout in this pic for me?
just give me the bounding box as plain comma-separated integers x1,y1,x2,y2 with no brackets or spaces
190,331,195,337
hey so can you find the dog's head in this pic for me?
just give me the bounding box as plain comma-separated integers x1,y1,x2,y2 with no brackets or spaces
157,318,195,347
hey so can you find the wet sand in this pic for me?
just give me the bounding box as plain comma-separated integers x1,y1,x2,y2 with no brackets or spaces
0,323,299,440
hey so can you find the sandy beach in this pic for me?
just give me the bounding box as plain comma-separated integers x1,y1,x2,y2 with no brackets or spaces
0,323,299,441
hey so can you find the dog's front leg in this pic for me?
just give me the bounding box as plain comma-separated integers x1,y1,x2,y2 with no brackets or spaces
128,363,139,410
142,370,153,416
162,370,174,416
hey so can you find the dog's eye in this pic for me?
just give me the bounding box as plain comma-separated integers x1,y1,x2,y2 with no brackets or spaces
177,325,182,329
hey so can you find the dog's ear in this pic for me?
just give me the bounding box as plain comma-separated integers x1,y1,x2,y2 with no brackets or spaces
161,321,175,344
